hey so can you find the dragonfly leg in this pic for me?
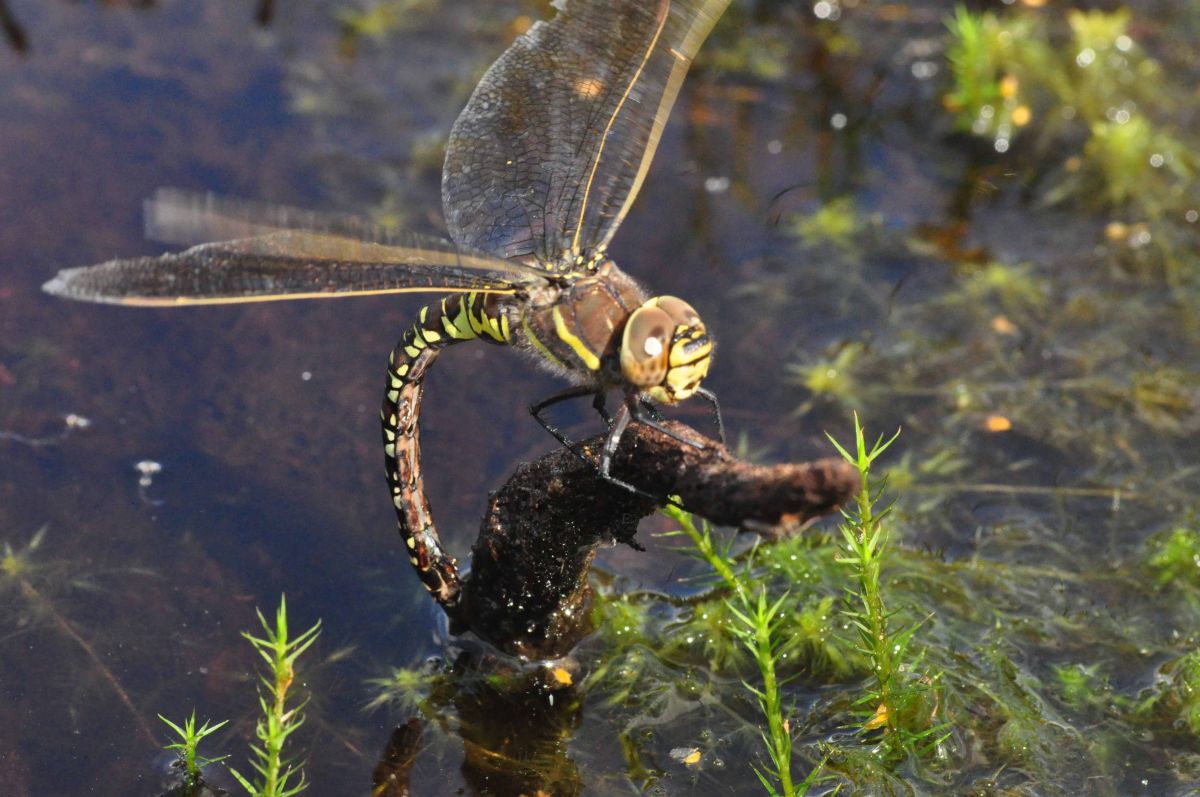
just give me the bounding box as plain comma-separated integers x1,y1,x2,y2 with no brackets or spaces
529,385,600,465
595,395,686,509
592,390,612,425
630,399,708,452
384,292,506,611
693,387,726,445
637,391,723,449
532,389,685,507
637,398,666,423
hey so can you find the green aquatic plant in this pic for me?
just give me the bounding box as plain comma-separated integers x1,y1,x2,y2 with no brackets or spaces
1053,663,1110,712
229,595,321,797
786,341,866,414
729,588,807,797
958,261,1047,313
160,711,230,792
1150,649,1200,737
1131,367,1200,432
943,3,1199,268
827,416,943,760
365,664,437,713
661,504,827,796
1086,116,1193,209
943,5,1034,149
787,197,866,252
1145,519,1200,589
335,0,434,40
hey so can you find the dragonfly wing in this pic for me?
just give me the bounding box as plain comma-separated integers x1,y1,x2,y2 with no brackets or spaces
43,232,537,306
144,188,549,279
442,0,731,263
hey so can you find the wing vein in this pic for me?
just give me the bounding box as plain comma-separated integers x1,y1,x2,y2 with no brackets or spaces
568,0,670,257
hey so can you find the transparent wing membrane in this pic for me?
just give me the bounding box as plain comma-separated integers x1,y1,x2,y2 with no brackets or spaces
146,189,549,277
45,191,549,306
43,235,530,306
442,0,731,263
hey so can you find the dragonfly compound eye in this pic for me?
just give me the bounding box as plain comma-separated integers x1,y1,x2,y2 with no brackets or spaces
650,296,701,328
621,305,673,389
661,315,712,403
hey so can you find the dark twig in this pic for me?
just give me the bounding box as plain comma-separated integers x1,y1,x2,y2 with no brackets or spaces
457,420,860,658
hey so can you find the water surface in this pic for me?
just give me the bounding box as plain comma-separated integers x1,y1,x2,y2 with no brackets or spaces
3,0,1200,794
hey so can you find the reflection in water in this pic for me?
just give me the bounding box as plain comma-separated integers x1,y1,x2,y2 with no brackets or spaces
254,0,273,26
374,650,583,797
0,0,273,57
0,0,27,54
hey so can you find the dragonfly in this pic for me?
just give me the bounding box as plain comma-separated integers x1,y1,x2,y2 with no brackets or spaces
43,0,731,613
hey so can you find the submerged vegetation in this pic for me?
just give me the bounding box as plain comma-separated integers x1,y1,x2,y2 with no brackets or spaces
944,3,1198,278
0,526,159,746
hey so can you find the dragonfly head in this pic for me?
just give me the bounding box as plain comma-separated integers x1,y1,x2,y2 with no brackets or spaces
620,296,712,404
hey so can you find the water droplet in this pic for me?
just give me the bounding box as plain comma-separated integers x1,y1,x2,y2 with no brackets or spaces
813,0,839,19
911,61,938,80
704,176,730,194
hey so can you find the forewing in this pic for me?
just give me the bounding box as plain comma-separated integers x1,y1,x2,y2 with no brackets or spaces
442,0,731,264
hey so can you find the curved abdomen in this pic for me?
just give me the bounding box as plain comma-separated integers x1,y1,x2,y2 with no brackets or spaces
382,291,510,610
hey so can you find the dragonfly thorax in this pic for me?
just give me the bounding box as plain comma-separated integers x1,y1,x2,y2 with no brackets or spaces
514,261,712,404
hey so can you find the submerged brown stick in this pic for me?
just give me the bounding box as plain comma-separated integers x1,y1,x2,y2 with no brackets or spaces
456,420,860,658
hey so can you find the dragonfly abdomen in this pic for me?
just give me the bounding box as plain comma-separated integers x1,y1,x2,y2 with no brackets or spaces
381,291,511,608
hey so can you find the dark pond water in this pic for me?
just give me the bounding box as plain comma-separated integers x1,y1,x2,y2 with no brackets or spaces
3,0,1200,794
